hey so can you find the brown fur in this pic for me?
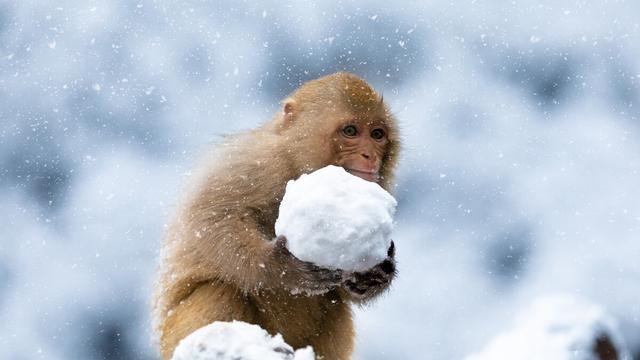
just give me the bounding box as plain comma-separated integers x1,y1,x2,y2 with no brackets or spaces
153,72,399,360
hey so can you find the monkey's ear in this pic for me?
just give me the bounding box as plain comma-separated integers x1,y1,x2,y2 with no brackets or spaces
276,98,297,132
283,100,295,116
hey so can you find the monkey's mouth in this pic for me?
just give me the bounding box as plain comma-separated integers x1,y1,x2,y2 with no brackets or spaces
345,168,379,182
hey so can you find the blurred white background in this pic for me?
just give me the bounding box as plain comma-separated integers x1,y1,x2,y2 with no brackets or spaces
1,1,639,359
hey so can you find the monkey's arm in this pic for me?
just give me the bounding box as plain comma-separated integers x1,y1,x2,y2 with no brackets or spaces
200,215,343,294
341,241,396,303
270,235,345,294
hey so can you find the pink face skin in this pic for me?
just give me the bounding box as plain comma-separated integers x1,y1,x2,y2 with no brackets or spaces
334,119,389,182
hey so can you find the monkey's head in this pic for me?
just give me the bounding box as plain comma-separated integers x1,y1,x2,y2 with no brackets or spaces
272,72,400,190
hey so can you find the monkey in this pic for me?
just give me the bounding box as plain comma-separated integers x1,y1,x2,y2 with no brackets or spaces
152,72,400,360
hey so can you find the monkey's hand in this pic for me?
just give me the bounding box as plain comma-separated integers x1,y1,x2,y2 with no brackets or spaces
342,241,396,303
273,236,344,295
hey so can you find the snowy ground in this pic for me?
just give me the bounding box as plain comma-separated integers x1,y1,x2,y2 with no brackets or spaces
465,295,631,360
1,1,639,359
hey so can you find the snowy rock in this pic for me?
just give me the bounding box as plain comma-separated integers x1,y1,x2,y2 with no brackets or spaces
171,321,314,360
275,165,396,272
465,295,631,360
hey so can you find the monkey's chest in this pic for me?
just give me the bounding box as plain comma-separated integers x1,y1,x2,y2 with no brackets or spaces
251,291,351,346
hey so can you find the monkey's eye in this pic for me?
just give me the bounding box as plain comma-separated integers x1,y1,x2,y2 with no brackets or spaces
371,128,386,140
342,125,358,137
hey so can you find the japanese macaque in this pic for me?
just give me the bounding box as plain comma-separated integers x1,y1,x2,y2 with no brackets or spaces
153,72,400,360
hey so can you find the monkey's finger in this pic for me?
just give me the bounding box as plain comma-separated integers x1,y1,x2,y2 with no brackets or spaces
273,236,302,262
378,259,395,275
344,280,368,296
309,266,343,285
299,259,341,276
342,271,356,282
363,254,396,277
274,235,289,250
324,268,344,284
345,259,395,282
387,240,395,258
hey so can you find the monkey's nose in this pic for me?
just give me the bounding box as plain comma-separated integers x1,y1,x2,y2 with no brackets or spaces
361,153,370,159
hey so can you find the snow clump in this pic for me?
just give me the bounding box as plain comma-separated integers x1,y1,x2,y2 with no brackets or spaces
465,294,631,360
171,321,315,360
275,165,397,272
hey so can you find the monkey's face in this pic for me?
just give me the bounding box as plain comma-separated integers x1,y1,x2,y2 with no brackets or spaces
333,118,389,183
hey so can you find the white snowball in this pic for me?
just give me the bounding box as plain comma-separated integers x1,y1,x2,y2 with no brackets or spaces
275,165,397,272
171,321,314,360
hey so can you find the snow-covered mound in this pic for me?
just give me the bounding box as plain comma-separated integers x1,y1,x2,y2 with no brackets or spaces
275,165,396,272
171,321,314,360
465,295,631,360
